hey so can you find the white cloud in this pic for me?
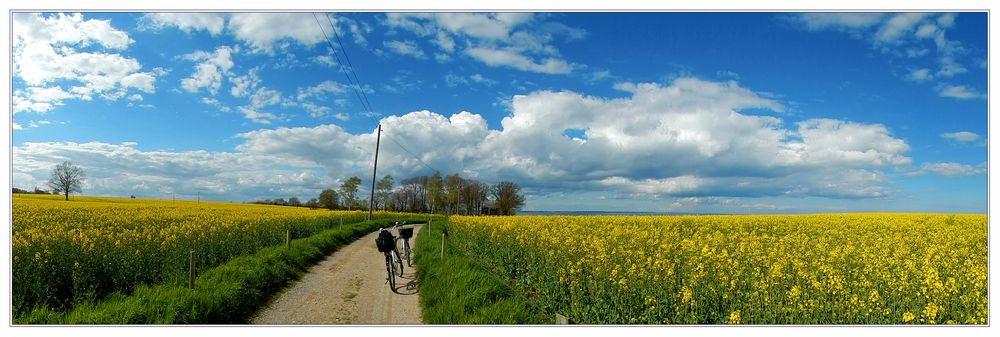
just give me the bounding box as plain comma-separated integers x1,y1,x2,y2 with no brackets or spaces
12,141,333,200
296,81,346,101
141,13,226,35
200,97,232,112
230,67,262,98
875,13,931,44
907,68,932,82
384,40,426,59
941,131,980,142
794,13,887,31
914,162,986,177
127,94,143,102
434,31,456,53
12,76,921,202
237,106,278,124
936,84,984,100
312,55,336,67
12,13,155,113
386,13,581,74
466,47,573,74
228,13,333,52
180,46,235,95
936,57,967,77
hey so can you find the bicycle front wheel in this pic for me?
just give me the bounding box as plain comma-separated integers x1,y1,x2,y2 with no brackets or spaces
393,250,404,276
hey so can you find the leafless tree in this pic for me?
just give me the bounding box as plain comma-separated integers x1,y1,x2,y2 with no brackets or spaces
47,161,85,201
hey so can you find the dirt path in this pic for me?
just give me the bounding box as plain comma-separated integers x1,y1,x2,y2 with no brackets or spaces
251,225,422,325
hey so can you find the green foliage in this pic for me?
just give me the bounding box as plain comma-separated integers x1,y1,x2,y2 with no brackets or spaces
15,216,435,324
414,221,547,324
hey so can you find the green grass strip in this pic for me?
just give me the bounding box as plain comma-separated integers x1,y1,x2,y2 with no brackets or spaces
414,220,548,324
17,216,437,324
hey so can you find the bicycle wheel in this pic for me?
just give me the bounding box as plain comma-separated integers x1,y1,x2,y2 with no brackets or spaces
404,240,412,267
393,250,404,276
386,255,395,289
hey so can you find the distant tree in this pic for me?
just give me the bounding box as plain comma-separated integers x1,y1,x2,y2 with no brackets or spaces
12,187,28,194
304,198,319,209
273,198,288,206
340,176,362,210
47,161,85,201
444,174,462,214
492,181,525,215
426,171,444,213
375,175,394,211
319,189,340,210
460,180,489,215
288,197,302,207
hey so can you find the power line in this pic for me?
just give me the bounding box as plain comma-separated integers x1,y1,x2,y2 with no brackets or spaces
312,13,373,114
325,14,375,114
312,12,442,177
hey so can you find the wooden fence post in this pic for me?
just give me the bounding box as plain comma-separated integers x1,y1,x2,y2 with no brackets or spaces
428,218,432,234
188,250,196,289
285,229,291,248
440,233,445,259
340,218,343,231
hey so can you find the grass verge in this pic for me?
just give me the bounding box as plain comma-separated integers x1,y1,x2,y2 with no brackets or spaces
16,216,435,324
414,220,548,324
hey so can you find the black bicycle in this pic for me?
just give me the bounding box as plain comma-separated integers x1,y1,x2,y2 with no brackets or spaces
376,228,404,288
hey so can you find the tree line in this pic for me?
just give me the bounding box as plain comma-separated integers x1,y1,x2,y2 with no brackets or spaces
253,171,526,215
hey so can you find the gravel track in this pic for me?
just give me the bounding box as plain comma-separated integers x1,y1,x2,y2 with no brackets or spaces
251,225,422,325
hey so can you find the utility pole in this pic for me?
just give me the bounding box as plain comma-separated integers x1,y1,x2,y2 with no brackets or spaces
368,124,382,221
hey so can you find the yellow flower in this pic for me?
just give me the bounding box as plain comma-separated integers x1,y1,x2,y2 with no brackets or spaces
903,312,915,322
728,310,741,324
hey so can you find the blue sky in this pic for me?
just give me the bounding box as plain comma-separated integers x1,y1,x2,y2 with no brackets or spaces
9,12,988,213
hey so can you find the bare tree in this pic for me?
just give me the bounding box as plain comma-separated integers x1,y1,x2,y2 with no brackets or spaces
493,181,525,215
47,161,85,201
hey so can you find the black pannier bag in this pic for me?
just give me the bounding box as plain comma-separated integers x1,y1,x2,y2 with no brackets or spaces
398,226,414,239
375,229,395,252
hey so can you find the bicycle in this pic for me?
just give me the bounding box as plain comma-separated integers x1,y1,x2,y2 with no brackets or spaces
395,221,414,267
376,228,405,288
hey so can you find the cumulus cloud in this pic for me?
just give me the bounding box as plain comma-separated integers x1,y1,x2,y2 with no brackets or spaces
12,141,333,200
12,77,918,202
227,13,334,53
141,13,226,35
180,46,235,95
12,13,157,115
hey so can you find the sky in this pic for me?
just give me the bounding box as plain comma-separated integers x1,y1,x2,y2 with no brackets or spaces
7,11,989,213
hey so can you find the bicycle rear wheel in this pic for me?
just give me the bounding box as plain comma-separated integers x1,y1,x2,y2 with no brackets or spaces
386,255,395,289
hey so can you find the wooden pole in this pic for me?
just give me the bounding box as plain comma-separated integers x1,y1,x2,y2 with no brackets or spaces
440,233,445,259
188,250,196,289
428,218,432,234
286,229,291,248
367,124,382,221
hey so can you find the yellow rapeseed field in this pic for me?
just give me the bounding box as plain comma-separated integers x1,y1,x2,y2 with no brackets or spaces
448,213,987,324
12,194,387,314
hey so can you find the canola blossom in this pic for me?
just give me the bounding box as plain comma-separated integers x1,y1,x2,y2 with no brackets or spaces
448,214,987,324
12,194,400,314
